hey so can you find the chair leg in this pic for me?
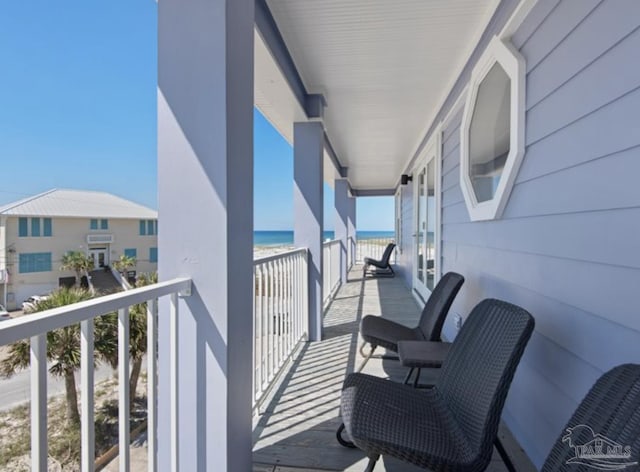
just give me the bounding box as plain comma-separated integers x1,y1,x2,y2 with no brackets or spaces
495,437,517,472
336,423,356,448
413,368,422,388
403,367,415,385
364,455,379,472
356,344,376,373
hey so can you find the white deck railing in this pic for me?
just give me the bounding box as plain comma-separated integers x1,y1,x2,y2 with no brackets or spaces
356,237,396,264
322,240,342,305
0,277,191,472
253,248,308,408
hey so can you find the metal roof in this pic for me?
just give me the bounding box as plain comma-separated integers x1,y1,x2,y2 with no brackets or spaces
0,189,158,219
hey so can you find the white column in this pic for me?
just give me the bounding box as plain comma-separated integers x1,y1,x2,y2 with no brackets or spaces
348,195,357,267
334,179,349,283
294,122,324,342
157,0,254,470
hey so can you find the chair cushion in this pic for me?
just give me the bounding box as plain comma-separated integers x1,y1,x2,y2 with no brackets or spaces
360,315,422,352
341,373,478,471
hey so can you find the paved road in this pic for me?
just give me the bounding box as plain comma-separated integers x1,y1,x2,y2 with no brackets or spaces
0,363,117,412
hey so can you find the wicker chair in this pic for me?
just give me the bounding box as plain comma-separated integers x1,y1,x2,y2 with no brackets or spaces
340,298,535,472
359,271,464,358
541,363,640,472
363,243,396,277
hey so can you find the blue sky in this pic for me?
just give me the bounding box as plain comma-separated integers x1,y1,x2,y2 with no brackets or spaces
0,1,393,232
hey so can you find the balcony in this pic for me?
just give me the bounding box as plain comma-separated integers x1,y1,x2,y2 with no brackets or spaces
0,241,534,471
252,265,529,472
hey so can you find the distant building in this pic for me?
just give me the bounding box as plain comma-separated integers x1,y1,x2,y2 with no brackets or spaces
0,189,158,309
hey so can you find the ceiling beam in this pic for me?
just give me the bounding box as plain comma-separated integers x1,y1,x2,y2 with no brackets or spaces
350,188,396,197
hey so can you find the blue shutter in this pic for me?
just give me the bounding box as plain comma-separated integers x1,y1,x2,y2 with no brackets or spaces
90,219,98,230
31,218,41,237
43,218,52,236
19,253,52,273
139,220,146,235
124,248,137,258
18,218,28,237
150,247,158,263
147,220,154,235
101,219,109,230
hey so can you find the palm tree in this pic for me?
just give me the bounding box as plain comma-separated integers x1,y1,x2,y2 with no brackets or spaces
0,287,107,425
112,254,136,274
128,272,157,407
60,251,93,287
100,272,157,410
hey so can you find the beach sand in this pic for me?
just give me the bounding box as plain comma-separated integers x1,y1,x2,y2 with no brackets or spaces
253,245,295,259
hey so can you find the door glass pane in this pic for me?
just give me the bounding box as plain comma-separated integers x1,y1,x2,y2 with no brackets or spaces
416,169,426,284
426,160,436,290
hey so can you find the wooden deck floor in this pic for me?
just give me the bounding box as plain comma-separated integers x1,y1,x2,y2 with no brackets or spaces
252,266,529,472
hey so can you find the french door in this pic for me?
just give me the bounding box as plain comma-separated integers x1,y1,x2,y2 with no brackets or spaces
412,139,440,302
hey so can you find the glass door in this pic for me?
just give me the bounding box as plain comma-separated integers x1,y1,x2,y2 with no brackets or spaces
413,152,438,300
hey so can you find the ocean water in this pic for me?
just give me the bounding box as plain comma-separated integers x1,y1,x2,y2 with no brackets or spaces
254,230,394,247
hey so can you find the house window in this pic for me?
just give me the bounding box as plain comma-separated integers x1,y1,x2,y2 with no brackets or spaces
19,252,52,273
460,37,525,221
18,217,51,237
149,247,158,263
43,218,52,237
124,248,137,259
100,219,109,230
90,219,98,230
18,218,28,237
31,218,41,237
140,219,156,236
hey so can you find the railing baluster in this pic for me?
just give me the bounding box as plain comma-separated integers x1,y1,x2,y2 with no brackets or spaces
255,267,262,399
147,298,158,472
269,261,275,380
81,319,95,472
260,265,266,390
170,293,179,472
30,333,47,472
118,307,130,471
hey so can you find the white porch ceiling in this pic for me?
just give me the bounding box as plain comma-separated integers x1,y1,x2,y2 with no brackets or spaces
255,0,499,190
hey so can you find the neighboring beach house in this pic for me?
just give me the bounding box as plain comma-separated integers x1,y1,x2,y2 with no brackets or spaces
0,189,158,309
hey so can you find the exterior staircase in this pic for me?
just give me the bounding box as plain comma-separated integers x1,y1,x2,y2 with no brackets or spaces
89,269,123,295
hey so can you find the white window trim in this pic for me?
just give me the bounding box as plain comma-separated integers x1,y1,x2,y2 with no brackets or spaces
460,36,526,221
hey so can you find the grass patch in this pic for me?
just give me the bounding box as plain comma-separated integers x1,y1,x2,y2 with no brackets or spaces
0,376,148,471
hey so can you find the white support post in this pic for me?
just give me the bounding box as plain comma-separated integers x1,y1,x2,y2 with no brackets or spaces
81,319,95,472
334,179,349,284
158,0,254,468
348,195,357,268
294,121,325,341
118,308,130,471
30,334,47,472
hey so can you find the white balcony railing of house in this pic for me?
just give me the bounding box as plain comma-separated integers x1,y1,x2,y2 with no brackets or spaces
322,240,342,306
356,237,396,264
253,248,309,409
0,278,191,472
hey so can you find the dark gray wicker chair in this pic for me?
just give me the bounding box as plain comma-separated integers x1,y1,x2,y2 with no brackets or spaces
363,243,396,277
340,298,535,472
359,271,464,358
541,363,640,472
